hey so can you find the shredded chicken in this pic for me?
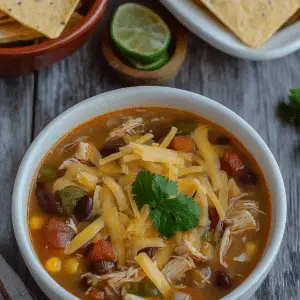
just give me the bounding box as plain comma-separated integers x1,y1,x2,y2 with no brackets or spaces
104,286,121,300
65,218,78,233
58,136,90,155
58,158,80,170
228,193,248,203
82,267,144,292
108,118,143,139
174,292,192,300
193,267,212,287
219,228,231,268
75,142,92,161
182,235,208,262
124,295,147,300
226,210,257,234
199,267,212,283
125,260,139,267
233,252,248,262
229,199,266,215
162,257,195,284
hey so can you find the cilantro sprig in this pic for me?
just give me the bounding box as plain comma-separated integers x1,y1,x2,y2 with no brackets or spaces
278,88,300,128
132,170,201,238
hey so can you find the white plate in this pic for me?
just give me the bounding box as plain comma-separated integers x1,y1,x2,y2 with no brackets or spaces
161,0,300,60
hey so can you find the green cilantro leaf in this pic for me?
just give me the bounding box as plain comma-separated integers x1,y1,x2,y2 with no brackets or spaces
153,175,177,201
132,170,156,209
173,120,197,135
278,88,300,127
132,170,201,238
289,88,300,105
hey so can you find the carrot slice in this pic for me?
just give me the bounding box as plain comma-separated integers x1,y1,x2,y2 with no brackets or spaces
170,136,195,153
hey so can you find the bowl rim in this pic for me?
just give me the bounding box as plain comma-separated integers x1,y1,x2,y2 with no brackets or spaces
12,86,286,300
0,0,108,56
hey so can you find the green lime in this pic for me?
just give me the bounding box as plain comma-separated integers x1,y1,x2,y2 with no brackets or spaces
111,3,171,63
125,51,169,71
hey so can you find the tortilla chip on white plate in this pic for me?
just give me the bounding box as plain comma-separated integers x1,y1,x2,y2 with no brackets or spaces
200,0,300,48
0,0,80,39
285,8,300,26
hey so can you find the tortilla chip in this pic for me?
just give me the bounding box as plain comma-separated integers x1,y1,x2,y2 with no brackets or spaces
0,0,80,39
0,17,14,25
285,9,300,26
62,12,84,34
0,12,83,44
0,10,6,19
200,0,300,48
0,23,41,43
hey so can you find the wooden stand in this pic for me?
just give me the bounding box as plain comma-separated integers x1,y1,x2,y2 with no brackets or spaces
101,23,188,86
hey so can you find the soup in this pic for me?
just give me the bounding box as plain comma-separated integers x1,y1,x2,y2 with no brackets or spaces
28,107,271,300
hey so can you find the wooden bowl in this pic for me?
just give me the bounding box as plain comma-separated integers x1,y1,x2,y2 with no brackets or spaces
0,0,108,76
101,21,188,86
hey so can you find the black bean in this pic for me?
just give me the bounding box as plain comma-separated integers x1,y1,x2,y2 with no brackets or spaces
217,221,225,234
80,277,90,290
150,125,172,142
238,167,258,185
74,195,93,222
89,260,116,275
216,136,231,145
208,207,219,231
100,139,126,157
137,247,154,258
214,270,232,289
36,183,63,215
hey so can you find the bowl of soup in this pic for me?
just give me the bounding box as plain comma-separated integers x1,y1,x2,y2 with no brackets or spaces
12,87,286,300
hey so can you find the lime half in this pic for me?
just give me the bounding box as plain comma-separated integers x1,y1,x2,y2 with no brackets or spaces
125,51,169,71
111,3,171,63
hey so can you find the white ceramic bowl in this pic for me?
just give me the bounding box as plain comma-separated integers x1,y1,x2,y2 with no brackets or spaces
161,0,300,61
12,87,286,300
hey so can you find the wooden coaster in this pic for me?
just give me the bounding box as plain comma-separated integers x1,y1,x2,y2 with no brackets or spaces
101,22,188,86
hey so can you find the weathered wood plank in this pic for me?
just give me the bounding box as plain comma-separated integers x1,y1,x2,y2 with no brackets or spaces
0,75,34,282
25,0,300,299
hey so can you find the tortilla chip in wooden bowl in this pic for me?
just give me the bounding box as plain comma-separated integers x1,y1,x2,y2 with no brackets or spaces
0,0,80,39
0,0,108,76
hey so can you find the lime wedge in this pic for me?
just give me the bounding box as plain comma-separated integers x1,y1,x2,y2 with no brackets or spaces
125,51,169,71
111,3,171,63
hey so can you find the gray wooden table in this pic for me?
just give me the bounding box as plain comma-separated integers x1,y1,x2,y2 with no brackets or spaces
0,0,299,299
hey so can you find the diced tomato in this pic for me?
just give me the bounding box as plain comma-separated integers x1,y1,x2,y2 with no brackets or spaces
87,240,116,263
208,207,219,231
221,151,244,176
89,289,105,300
170,136,195,153
44,218,75,249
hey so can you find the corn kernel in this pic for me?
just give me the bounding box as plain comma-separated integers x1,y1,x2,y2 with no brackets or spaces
63,257,80,274
29,216,45,230
45,257,62,273
246,242,257,257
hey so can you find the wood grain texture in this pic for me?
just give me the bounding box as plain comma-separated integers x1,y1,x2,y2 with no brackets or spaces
0,75,34,290
0,0,299,299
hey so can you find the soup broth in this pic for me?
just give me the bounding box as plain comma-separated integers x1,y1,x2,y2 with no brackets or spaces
28,107,271,300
